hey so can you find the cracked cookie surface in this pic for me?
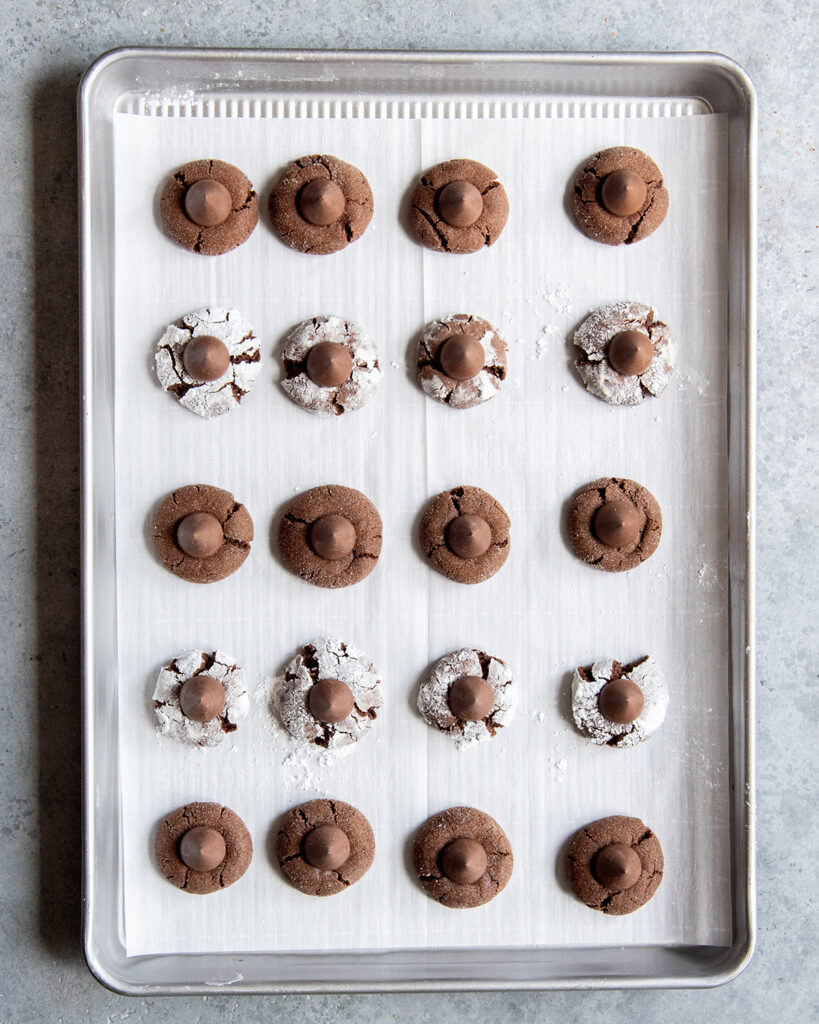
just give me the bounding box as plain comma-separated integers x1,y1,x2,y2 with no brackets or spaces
567,477,661,573
278,484,382,588
416,314,507,409
269,154,373,255
152,649,250,747
276,798,375,896
274,637,382,751
419,485,510,584
417,648,516,749
413,806,513,909
566,814,663,914
572,146,668,246
281,315,381,416
409,159,509,254
573,301,675,406
152,483,254,584
154,307,261,418
159,158,258,255
154,801,252,894
571,655,669,747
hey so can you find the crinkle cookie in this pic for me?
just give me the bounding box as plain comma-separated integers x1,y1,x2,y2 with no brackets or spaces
281,315,381,416
274,638,383,752
573,301,674,406
269,154,373,255
409,159,509,253
416,314,507,410
152,649,250,748
159,158,258,255
154,307,261,418
571,655,668,747
417,648,516,750
566,814,664,915
572,146,668,246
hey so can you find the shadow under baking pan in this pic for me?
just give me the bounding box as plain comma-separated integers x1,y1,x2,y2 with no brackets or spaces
32,70,85,963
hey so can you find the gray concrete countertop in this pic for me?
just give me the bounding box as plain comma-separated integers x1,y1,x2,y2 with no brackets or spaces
0,0,816,1021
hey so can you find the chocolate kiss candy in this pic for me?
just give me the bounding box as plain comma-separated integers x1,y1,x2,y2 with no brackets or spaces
440,837,488,884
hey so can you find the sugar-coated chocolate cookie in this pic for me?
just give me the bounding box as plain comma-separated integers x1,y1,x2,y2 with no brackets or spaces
573,301,675,406
572,146,668,246
152,649,250,748
416,314,507,409
152,483,253,584
409,159,509,253
417,648,516,750
274,637,383,751
154,801,252,894
276,798,375,896
571,655,669,747
413,806,513,909
278,484,382,589
160,159,258,255
566,814,663,915
420,485,510,584
567,477,661,573
154,307,261,418
269,154,373,255
281,315,381,416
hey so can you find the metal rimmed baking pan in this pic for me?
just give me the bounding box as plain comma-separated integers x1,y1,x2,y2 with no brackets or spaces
80,48,755,993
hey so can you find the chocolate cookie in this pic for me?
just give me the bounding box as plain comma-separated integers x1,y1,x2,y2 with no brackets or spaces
572,146,668,246
413,806,513,909
274,637,383,751
152,483,253,584
566,814,663,915
154,307,262,418
159,159,258,255
419,485,510,584
153,649,250,748
154,801,252,894
416,314,507,409
278,484,382,589
269,154,373,255
409,159,509,253
281,315,381,416
571,655,669,747
567,477,661,573
417,648,516,750
276,798,375,896
573,301,675,406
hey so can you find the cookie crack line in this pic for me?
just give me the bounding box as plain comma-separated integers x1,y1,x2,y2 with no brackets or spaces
412,204,451,252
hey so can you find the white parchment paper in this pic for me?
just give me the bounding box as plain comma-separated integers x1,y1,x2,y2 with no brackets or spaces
113,108,731,956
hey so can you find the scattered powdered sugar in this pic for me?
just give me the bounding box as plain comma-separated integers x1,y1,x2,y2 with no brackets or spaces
417,648,517,750
571,655,669,747
273,637,382,751
542,282,574,317
676,367,711,397
281,315,381,417
152,649,250,748
154,307,261,418
535,323,559,358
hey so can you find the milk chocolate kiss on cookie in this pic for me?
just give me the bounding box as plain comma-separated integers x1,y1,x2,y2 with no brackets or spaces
419,485,510,583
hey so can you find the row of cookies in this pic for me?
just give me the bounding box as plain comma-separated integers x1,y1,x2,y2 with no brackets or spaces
154,303,675,420
156,799,663,915
151,479,662,588
160,147,668,257
152,642,669,752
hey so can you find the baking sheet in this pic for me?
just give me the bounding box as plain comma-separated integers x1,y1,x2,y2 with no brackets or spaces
113,108,731,956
